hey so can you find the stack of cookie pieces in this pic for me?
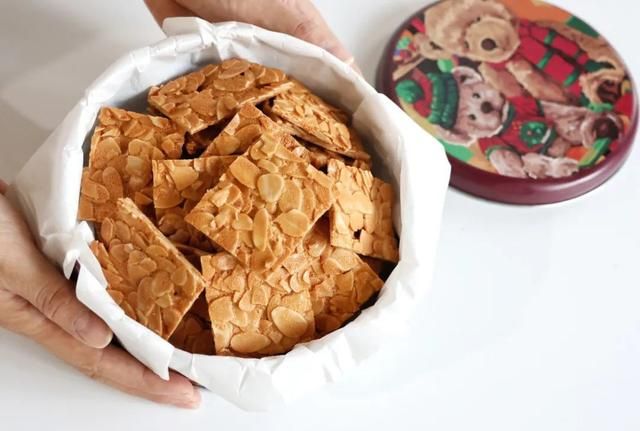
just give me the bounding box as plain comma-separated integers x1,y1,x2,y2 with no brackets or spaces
78,59,399,358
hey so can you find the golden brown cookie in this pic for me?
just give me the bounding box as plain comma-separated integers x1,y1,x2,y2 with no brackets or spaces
185,132,335,273
78,107,185,222
269,219,384,335
304,142,373,172
148,59,293,134
152,156,235,252
200,104,280,157
198,104,316,168
267,82,369,160
90,198,206,339
201,253,315,357
327,160,399,262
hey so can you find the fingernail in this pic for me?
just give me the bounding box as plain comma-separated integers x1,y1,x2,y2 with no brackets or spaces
174,388,201,409
73,312,113,348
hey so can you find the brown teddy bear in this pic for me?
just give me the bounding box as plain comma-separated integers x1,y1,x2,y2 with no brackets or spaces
416,0,625,106
396,66,622,178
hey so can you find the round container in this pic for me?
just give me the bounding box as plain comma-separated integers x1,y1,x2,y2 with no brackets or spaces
377,0,637,204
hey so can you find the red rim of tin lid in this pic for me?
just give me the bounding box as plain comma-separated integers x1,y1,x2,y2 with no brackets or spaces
376,0,638,205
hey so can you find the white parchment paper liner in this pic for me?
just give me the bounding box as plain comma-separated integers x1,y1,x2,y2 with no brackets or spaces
8,18,450,411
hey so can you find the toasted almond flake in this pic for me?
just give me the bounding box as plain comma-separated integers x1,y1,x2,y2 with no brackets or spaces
275,210,310,237
230,332,272,354
257,173,284,203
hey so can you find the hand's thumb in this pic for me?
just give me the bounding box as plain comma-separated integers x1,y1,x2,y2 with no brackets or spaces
293,21,361,75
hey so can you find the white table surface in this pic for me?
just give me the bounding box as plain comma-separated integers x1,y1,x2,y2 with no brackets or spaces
1,0,639,429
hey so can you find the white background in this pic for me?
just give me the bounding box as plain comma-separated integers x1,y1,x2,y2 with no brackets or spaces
0,0,638,430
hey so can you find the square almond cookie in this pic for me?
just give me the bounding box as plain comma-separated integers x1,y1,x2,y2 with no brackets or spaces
152,156,235,252
78,107,185,222
327,160,399,262
199,104,314,166
267,82,370,161
303,141,374,172
201,253,315,357
90,198,206,339
185,132,335,272
266,112,372,172
148,59,293,135
268,219,384,336
200,104,280,157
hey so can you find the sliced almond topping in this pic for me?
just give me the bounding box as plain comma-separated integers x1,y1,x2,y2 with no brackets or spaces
209,296,234,322
169,166,199,191
232,213,253,231
275,209,310,237
252,208,270,250
278,180,303,212
228,157,261,189
230,332,271,354
257,173,284,203
271,306,308,338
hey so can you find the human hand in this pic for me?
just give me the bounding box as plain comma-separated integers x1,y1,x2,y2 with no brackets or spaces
0,179,200,408
145,0,360,72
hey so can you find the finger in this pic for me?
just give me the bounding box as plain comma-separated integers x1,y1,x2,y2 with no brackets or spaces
317,37,362,75
5,299,200,409
15,253,113,348
174,0,231,22
0,179,7,195
144,0,195,25
91,347,201,409
173,0,362,73
286,7,362,73
0,195,112,349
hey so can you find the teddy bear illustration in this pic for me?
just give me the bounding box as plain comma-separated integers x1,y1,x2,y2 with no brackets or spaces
412,0,626,108
396,66,622,178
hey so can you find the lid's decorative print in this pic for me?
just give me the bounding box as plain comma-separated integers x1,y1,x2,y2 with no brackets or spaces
388,0,635,180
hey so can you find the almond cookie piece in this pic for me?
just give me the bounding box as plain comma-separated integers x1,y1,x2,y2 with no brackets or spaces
78,107,185,222
185,132,334,272
265,112,371,171
305,142,374,172
153,156,235,252
200,104,279,157
200,104,313,165
327,160,399,263
148,59,293,134
201,253,315,357
268,219,384,336
90,198,206,339
267,82,370,161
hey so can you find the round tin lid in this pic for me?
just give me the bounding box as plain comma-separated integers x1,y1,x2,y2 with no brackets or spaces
377,0,637,204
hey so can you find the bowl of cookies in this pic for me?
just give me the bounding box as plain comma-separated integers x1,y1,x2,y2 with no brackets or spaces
9,18,450,410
